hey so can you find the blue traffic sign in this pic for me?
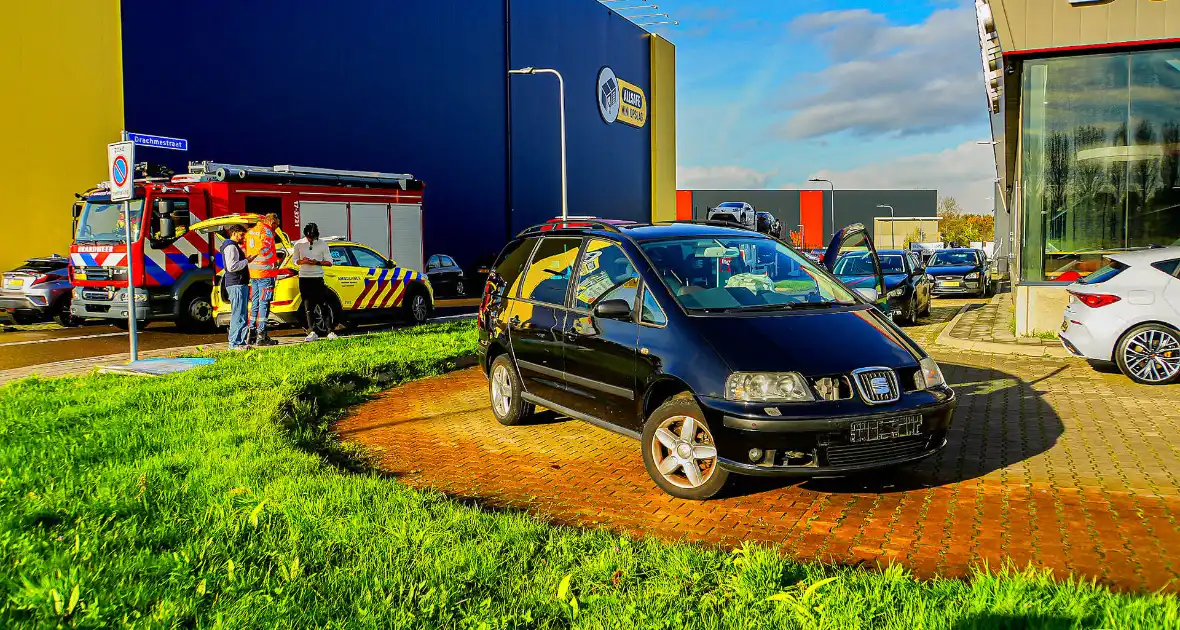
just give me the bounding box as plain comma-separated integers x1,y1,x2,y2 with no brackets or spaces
128,132,188,151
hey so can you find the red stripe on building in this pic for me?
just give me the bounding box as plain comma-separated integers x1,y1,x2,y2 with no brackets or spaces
799,190,824,249
675,190,693,220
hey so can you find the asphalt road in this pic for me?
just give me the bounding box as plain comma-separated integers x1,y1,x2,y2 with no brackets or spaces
0,298,480,371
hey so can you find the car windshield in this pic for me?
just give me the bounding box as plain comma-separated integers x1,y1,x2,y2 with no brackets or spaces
929,251,976,266
641,236,857,312
75,198,146,244
718,202,743,208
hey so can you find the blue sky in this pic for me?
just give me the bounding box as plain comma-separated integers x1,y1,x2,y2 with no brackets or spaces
646,0,996,213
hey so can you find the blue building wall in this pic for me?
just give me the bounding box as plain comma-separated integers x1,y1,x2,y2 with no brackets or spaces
508,0,652,234
121,0,653,269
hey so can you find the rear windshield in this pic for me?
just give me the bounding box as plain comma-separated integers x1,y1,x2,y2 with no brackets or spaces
14,260,67,274
1079,260,1127,285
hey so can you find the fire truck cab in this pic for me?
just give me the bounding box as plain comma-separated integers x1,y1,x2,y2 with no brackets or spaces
69,162,425,330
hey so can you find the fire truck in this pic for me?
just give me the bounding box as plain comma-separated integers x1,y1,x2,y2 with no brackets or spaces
69,161,426,330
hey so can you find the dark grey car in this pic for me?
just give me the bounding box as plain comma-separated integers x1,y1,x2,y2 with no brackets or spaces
0,255,78,326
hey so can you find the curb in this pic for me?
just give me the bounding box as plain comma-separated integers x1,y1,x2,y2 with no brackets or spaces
934,303,1071,358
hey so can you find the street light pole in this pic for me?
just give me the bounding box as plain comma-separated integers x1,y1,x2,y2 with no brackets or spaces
808,178,835,242
509,67,568,220
877,204,896,248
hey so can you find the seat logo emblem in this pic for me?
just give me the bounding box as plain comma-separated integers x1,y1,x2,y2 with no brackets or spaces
870,376,891,396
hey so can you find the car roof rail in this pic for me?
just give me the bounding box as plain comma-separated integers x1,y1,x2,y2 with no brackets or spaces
660,219,756,231
516,219,626,238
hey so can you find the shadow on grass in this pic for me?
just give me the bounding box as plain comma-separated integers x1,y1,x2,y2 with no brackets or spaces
724,359,1067,498
950,612,1079,630
277,354,478,476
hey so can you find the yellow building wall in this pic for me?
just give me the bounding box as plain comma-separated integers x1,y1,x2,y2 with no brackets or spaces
649,34,677,223
0,2,123,272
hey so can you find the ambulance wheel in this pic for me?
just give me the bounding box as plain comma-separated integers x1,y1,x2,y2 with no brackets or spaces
178,287,215,332
312,299,340,334
404,288,432,325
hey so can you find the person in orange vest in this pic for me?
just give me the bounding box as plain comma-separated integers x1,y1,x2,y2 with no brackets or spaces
245,212,282,347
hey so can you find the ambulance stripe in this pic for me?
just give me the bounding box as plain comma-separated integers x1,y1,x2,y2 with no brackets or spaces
389,282,406,307
352,270,381,310
378,277,403,309
365,270,392,309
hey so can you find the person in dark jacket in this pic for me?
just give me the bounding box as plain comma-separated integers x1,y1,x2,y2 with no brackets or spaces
221,225,251,350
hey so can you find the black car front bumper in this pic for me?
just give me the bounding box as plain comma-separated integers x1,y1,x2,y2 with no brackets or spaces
698,388,956,477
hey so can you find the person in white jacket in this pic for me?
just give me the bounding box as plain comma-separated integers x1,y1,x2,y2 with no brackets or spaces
292,223,337,341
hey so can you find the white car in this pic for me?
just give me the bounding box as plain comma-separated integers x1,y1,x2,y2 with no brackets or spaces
707,202,756,230
1059,246,1180,384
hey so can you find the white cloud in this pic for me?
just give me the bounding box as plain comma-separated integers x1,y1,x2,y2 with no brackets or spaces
677,165,777,189
791,140,998,214
781,6,985,139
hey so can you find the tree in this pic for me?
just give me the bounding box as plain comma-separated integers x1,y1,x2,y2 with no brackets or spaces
937,195,993,247
902,228,924,250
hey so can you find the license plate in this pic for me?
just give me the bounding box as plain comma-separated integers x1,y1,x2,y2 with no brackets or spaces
940,281,960,288
850,415,922,443
5,279,22,289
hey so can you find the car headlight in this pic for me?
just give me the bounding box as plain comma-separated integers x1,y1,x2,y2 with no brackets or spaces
914,356,946,390
965,272,980,280
725,372,814,402
887,288,905,298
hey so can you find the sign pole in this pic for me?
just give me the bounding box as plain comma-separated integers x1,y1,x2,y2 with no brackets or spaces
114,131,138,362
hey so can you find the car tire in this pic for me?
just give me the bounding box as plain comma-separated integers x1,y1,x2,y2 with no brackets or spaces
488,354,535,426
455,279,466,297
178,288,215,332
113,319,149,331
641,394,729,500
1115,323,1180,385
403,287,431,324
919,294,931,317
54,310,81,327
311,298,340,335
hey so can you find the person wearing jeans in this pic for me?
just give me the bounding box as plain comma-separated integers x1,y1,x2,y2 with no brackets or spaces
246,213,281,346
220,225,251,349
293,222,337,341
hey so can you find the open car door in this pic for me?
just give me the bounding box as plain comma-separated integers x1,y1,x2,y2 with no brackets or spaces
821,223,890,317
189,214,294,272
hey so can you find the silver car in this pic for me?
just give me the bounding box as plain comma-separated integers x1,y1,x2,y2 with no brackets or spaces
0,255,78,326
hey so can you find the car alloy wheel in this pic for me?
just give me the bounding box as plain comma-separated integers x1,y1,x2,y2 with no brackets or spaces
650,415,719,489
491,362,513,417
410,294,429,323
1120,326,1180,384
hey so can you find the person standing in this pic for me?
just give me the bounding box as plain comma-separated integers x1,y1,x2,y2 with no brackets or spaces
221,225,250,350
293,222,337,341
246,212,282,347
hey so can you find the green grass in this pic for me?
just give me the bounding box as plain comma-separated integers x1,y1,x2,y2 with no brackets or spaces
1,322,1176,628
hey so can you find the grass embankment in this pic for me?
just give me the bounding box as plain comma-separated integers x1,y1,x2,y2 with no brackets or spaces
0,322,1175,628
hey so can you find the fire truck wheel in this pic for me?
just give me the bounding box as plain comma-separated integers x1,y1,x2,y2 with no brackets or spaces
178,288,215,332
114,320,149,331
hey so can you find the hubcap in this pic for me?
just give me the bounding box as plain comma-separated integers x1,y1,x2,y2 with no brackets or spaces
191,299,213,322
1124,329,1180,383
412,295,428,321
650,415,718,489
491,364,513,417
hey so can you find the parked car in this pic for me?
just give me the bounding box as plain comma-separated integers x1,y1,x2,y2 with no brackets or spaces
755,211,783,238
426,254,469,297
833,249,932,325
707,202,756,230
927,248,992,297
1059,247,1180,384
0,255,78,326
191,214,434,330
478,219,955,499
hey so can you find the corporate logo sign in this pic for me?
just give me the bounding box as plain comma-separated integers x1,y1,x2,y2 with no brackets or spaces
597,66,647,128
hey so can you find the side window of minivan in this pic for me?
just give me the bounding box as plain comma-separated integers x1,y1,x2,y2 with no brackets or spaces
520,237,581,305
491,237,538,298
573,239,639,311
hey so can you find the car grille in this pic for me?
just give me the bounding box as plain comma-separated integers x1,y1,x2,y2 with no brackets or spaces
851,367,900,404
825,435,929,467
82,288,114,301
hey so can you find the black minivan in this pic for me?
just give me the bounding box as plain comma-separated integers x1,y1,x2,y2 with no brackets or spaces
477,220,956,500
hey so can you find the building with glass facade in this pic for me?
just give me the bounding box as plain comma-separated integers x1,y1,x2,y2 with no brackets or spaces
977,0,1180,334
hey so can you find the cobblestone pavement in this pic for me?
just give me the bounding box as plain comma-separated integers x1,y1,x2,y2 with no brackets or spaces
949,292,1061,350
338,298,1180,592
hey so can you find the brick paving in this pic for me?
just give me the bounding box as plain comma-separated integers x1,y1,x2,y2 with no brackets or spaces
948,292,1060,349
339,300,1180,593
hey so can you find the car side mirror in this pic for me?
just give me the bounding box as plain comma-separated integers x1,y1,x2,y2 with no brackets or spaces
855,287,879,302
592,299,633,320
387,259,398,269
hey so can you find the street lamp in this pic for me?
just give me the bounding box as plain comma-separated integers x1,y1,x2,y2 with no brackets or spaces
877,204,896,248
509,67,568,220
808,178,835,241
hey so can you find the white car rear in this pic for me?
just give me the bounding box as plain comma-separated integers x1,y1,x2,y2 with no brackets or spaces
1059,246,1180,384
